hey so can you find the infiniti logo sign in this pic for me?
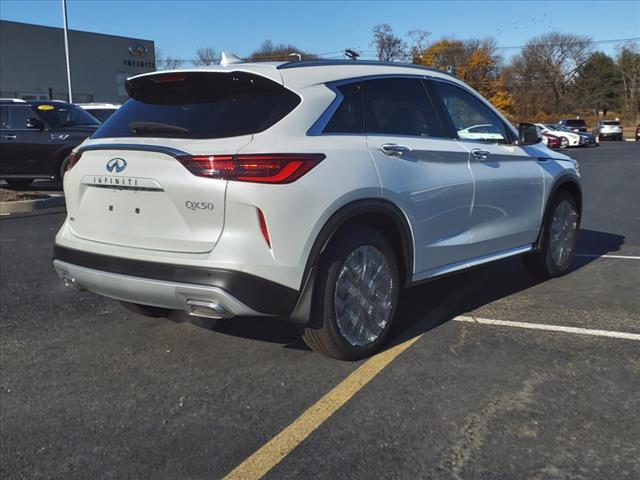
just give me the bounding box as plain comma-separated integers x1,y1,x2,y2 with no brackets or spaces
106,158,127,173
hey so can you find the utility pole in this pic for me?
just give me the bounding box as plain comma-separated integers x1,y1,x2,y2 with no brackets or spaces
61,0,73,102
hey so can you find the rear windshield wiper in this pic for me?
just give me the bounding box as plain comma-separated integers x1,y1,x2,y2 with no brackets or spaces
129,121,189,134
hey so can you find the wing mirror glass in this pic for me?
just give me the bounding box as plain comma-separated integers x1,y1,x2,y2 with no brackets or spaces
26,117,45,130
518,122,542,145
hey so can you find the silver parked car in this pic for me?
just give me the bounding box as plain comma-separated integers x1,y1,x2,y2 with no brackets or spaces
593,120,623,141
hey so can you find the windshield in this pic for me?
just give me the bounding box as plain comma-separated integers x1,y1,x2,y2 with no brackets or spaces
34,104,100,127
86,108,117,123
93,71,300,139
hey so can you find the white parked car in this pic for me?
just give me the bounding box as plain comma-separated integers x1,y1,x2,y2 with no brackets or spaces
53,58,582,359
535,123,580,148
77,103,120,123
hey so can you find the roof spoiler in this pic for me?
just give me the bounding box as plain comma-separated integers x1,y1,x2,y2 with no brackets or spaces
220,52,243,66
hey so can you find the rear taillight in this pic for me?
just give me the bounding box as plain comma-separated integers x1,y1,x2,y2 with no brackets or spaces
177,153,325,184
66,150,82,171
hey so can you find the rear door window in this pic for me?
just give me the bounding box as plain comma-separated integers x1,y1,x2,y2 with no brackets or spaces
93,72,300,139
5,106,35,130
362,78,444,137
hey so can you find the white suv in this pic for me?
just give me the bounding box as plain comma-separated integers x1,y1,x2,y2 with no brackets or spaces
53,59,582,359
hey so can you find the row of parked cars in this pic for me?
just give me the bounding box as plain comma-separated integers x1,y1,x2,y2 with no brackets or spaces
0,97,637,188
0,99,118,187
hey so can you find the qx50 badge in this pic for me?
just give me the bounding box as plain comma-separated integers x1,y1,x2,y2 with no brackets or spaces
106,158,127,173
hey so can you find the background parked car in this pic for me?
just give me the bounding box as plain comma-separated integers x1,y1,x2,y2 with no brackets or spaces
535,123,580,148
542,131,562,149
593,120,624,141
556,125,597,147
77,103,120,123
558,118,587,133
0,99,99,187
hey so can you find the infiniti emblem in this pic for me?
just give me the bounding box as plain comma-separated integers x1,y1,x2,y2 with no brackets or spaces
106,158,127,173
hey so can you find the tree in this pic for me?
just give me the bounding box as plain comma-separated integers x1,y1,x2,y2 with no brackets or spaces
371,24,407,62
507,32,592,115
408,29,431,64
155,48,183,70
617,42,640,121
248,40,318,62
193,46,219,66
571,52,621,116
419,38,514,113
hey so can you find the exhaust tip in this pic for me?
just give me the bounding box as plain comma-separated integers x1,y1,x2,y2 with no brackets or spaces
186,299,232,319
62,273,85,291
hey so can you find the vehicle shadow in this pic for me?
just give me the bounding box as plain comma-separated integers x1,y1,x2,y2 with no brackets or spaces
0,179,62,192
187,229,625,354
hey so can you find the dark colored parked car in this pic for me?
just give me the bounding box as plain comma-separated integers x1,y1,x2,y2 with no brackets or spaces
0,99,99,187
558,118,588,133
556,125,597,147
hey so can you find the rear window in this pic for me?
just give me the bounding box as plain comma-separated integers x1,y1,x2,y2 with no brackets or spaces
93,72,300,139
563,119,586,127
35,104,100,128
603,121,620,126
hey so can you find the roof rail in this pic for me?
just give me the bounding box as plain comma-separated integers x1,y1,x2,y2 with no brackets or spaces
276,59,455,77
0,98,27,103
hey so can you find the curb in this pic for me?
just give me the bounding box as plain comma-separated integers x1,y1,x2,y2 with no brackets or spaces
0,195,65,215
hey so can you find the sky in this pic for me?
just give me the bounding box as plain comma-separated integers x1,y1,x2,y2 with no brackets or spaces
1,0,639,61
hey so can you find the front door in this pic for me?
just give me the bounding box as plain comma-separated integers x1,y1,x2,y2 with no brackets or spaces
429,80,544,259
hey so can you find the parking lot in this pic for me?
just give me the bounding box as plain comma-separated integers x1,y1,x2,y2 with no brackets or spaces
1,141,638,479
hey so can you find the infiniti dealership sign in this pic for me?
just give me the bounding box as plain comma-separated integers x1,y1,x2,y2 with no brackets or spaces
128,42,147,57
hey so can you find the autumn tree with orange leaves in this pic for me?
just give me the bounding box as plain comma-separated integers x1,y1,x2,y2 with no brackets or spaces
417,38,514,113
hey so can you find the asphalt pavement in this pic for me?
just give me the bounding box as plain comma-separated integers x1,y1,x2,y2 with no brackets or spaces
1,142,638,479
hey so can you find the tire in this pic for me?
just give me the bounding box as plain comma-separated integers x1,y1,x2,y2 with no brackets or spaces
120,301,170,318
301,225,400,360
5,178,33,188
522,190,579,278
58,154,71,181
560,137,569,148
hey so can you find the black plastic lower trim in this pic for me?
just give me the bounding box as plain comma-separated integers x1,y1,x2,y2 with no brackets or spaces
53,245,298,316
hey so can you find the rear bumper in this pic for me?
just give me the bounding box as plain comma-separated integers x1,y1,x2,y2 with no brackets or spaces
53,245,299,317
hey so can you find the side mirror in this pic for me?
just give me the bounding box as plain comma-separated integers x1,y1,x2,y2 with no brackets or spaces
518,122,542,145
26,117,45,131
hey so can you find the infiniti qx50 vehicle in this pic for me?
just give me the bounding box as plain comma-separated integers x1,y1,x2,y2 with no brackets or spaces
0,99,99,187
53,59,582,359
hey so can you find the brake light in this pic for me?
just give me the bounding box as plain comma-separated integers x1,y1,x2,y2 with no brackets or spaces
177,153,325,184
66,150,82,171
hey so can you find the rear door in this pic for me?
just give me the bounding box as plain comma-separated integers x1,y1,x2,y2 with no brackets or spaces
65,71,300,254
0,104,47,176
428,80,544,258
363,77,474,276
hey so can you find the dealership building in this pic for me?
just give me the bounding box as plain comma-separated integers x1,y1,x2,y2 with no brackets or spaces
0,20,155,103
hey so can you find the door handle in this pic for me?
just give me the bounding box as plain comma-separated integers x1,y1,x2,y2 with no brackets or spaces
471,148,491,161
1,134,17,140
380,143,412,157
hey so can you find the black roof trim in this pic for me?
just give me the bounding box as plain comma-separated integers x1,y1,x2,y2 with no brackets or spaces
277,59,455,77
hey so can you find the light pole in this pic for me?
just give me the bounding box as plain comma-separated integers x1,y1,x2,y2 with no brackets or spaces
61,0,73,102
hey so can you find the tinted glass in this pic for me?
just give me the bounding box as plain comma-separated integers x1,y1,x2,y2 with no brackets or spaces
87,109,117,123
5,106,35,129
603,121,620,125
564,119,586,127
324,82,363,134
363,78,443,137
94,72,300,139
35,104,99,128
434,82,507,143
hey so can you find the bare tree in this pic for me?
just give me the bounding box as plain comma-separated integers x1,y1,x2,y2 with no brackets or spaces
617,42,640,120
248,40,318,62
407,29,431,63
193,46,219,66
372,24,407,62
155,48,183,70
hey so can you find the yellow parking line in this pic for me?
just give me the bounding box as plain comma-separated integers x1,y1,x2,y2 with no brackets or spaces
223,334,423,480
